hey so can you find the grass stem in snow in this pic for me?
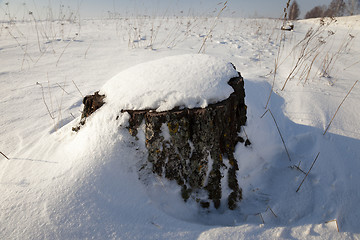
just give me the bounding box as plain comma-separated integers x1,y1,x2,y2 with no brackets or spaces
0,151,10,160
266,206,278,218
84,43,92,59
261,109,292,162
72,80,84,98
296,152,320,193
290,161,306,175
344,59,360,70
323,80,358,135
56,37,76,67
256,213,265,224
198,2,227,53
36,82,56,121
265,60,277,109
56,83,69,95
326,219,340,232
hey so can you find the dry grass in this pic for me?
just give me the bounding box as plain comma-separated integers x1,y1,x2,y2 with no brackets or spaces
323,80,359,135
261,109,292,162
320,33,355,79
296,152,320,193
198,1,227,53
2,2,81,70
274,17,357,90
0,151,10,160
280,18,336,90
325,219,340,232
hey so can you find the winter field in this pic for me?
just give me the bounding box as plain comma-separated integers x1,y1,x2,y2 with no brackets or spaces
1,12,360,239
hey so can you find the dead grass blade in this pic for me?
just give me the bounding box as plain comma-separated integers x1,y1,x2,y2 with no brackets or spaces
266,206,278,218
326,219,340,232
323,80,358,135
261,109,292,162
36,82,56,121
296,152,320,193
0,151,10,160
198,2,227,53
72,80,84,98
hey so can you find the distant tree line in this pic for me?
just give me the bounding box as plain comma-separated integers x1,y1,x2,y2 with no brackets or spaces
288,0,300,20
305,0,360,19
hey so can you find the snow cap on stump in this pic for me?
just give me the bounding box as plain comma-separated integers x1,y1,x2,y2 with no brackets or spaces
100,54,239,112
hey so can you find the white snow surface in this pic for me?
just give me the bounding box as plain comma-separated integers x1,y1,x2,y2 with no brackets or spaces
1,14,360,240
101,54,238,112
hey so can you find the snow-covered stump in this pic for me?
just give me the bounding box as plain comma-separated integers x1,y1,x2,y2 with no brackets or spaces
125,75,246,209
74,54,248,210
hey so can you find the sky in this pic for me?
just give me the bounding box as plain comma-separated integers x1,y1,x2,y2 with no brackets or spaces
1,0,334,19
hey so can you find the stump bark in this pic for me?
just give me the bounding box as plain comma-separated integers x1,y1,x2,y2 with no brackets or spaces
72,91,105,132
74,71,247,210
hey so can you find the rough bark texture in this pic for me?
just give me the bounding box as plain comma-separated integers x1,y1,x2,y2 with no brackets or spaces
74,71,247,210
126,73,246,209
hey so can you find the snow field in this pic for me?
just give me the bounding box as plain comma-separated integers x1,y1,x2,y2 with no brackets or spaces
1,14,360,239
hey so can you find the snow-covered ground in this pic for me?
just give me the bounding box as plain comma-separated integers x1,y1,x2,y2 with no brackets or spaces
1,14,360,239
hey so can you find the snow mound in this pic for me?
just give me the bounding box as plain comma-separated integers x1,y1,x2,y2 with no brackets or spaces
100,54,239,112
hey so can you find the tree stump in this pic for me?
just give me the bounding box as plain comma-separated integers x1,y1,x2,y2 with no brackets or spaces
74,71,247,210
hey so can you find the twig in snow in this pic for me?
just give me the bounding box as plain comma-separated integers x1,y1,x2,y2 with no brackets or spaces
261,109,292,162
241,126,249,140
198,1,227,53
84,43,92,59
28,11,43,53
72,80,84,98
265,59,278,109
256,213,265,224
241,126,251,146
296,152,320,193
323,80,358,135
55,81,67,131
56,83,69,94
6,27,34,62
266,206,278,218
325,219,340,232
0,151,10,160
290,161,306,174
151,221,162,229
320,33,355,79
303,51,321,86
344,59,360,70
21,38,30,71
47,74,54,118
36,82,56,121
56,36,77,67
